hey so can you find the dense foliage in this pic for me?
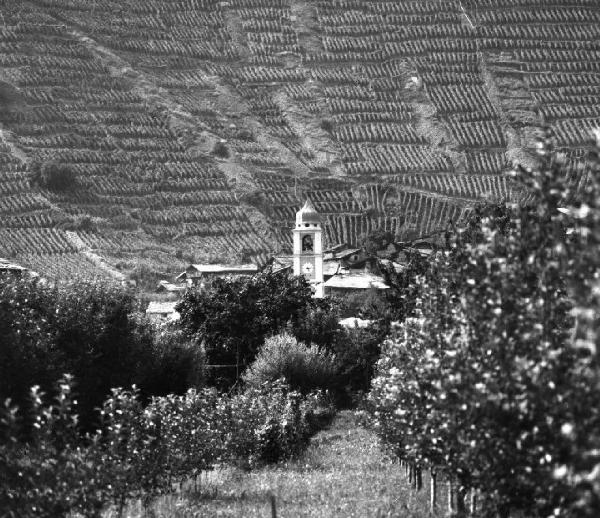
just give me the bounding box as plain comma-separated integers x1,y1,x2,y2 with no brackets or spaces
0,376,332,517
367,134,600,517
0,280,202,432
243,332,338,395
177,272,316,386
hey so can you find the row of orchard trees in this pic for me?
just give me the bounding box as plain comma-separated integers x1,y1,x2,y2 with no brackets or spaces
1,376,330,517
367,133,600,517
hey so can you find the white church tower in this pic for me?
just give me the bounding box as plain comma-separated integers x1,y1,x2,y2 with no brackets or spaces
293,199,324,298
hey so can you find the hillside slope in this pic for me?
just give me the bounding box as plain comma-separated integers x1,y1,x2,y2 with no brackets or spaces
0,0,598,281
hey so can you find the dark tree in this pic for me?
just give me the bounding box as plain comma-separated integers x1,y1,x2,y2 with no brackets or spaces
177,272,314,386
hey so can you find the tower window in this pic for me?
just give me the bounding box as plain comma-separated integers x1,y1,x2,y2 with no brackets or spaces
302,234,313,252
305,223,310,227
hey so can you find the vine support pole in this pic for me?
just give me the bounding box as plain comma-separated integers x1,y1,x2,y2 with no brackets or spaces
447,481,455,516
416,466,423,491
469,489,477,515
430,469,437,512
456,486,468,516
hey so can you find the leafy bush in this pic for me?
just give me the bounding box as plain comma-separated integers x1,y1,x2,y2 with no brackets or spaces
291,299,341,348
320,119,333,132
212,140,229,158
39,161,77,191
110,214,139,230
366,133,600,517
0,377,109,517
243,333,338,395
0,279,202,434
138,325,205,399
330,323,388,405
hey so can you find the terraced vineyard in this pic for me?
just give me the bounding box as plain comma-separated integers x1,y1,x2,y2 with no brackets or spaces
0,0,598,280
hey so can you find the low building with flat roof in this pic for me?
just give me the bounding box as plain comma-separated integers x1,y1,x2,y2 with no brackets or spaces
146,301,180,324
323,271,390,296
176,263,258,288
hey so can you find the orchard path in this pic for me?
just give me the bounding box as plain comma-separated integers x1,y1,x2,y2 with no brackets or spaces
118,411,437,518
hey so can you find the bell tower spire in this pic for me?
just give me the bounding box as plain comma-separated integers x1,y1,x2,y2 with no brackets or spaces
293,199,324,297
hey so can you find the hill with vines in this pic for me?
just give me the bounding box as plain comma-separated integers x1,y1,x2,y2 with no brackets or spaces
0,0,598,282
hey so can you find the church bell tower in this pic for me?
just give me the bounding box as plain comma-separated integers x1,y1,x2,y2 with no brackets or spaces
293,199,324,298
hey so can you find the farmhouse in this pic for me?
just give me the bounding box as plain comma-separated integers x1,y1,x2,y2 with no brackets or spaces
176,263,259,288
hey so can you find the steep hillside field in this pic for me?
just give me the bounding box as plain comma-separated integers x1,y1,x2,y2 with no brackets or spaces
0,0,598,281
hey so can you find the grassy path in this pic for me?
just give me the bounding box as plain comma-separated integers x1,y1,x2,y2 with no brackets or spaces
119,411,434,517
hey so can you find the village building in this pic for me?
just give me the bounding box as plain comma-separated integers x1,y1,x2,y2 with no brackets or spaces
293,199,325,297
339,317,375,329
156,280,186,294
153,200,395,313
291,200,390,298
145,301,180,324
323,271,390,296
0,258,31,278
175,263,258,289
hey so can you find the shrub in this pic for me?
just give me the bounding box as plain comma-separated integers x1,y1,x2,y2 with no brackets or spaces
243,333,337,395
212,140,229,158
330,323,387,405
138,325,205,399
320,119,333,132
60,215,96,232
0,279,200,434
111,214,138,230
39,161,77,191
291,299,341,348
0,377,109,517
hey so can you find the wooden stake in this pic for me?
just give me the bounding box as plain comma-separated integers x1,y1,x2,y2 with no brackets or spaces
416,466,423,491
447,481,455,516
456,486,467,516
469,489,477,515
430,469,437,512
270,493,277,518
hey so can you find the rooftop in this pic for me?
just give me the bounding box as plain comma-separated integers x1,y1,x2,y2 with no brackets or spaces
157,280,186,292
0,258,27,271
339,317,374,329
177,263,259,280
146,301,179,316
323,272,390,290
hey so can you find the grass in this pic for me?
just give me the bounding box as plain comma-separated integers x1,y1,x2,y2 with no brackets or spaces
107,411,444,517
